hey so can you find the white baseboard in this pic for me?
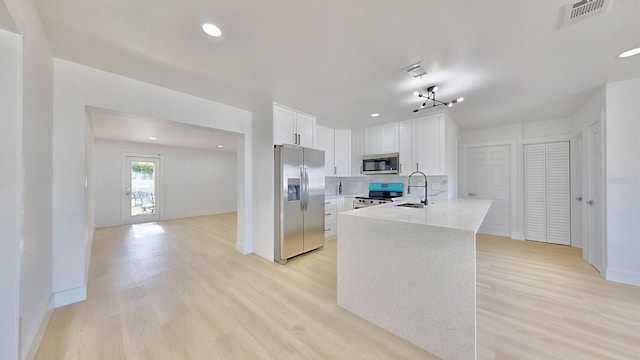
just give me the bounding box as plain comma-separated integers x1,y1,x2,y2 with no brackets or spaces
606,268,640,287
22,296,54,360
235,241,250,255
511,231,525,240
53,286,86,308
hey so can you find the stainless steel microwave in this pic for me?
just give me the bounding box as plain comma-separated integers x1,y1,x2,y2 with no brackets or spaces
361,153,399,175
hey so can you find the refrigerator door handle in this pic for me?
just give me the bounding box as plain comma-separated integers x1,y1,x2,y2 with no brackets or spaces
300,167,305,211
304,167,310,211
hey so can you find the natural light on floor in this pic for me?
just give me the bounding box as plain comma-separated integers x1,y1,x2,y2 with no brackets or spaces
131,223,165,238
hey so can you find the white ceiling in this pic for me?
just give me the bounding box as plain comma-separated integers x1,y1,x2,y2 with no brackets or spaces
89,107,238,152
36,0,640,131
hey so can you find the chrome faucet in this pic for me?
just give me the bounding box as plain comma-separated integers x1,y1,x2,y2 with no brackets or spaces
407,169,428,205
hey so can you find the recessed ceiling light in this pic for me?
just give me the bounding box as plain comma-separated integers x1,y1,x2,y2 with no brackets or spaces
149,137,157,140
202,23,223,37
371,113,380,118
619,47,640,58
217,144,224,148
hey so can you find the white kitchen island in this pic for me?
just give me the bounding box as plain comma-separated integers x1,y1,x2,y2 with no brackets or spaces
337,199,492,360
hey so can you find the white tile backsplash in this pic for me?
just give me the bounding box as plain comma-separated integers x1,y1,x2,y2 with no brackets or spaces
325,175,450,199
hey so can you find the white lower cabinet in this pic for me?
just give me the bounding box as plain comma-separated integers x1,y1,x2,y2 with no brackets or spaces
325,196,355,239
324,199,338,239
340,196,356,212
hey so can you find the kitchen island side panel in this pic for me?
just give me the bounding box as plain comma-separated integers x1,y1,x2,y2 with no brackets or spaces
337,213,477,360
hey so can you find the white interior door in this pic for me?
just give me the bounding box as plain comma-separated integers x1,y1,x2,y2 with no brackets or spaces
587,120,604,273
524,144,547,241
464,144,511,237
124,156,160,224
570,133,583,248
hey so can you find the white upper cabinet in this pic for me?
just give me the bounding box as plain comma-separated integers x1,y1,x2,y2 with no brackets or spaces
363,122,398,155
316,126,352,176
316,126,335,176
363,127,378,155
295,112,315,147
398,112,459,176
398,120,414,175
415,114,444,175
334,129,351,176
273,104,316,147
351,129,363,176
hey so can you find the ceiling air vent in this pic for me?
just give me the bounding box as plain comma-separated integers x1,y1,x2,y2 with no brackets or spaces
561,0,611,27
404,62,428,78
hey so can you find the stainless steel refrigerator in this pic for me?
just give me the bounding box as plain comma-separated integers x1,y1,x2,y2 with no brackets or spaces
274,145,325,264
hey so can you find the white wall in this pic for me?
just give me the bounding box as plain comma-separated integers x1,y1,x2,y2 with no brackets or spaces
84,115,95,284
605,77,640,286
2,0,56,358
52,59,253,308
460,118,574,240
251,105,276,260
0,28,22,360
94,139,237,227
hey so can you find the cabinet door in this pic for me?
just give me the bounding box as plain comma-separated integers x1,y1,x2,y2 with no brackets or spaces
351,129,363,175
324,199,337,239
296,113,315,147
273,105,297,145
343,196,355,211
380,123,398,153
398,120,414,175
334,130,351,176
363,127,379,155
316,126,335,176
415,115,444,174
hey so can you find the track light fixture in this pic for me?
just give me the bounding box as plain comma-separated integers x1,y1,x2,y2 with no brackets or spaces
412,86,464,113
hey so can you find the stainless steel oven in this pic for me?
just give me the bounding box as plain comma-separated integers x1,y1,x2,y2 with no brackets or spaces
354,182,404,209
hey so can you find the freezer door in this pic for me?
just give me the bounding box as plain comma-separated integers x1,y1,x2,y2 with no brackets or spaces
279,146,305,260
303,147,326,252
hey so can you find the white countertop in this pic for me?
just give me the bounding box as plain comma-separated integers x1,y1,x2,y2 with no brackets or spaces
342,198,492,232
325,194,364,199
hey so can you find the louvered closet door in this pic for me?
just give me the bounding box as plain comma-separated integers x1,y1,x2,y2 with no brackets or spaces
546,142,570,245
524,142,570,245
524,144,547,241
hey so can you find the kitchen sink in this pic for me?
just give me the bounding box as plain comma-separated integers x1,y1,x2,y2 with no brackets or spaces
396,203,425,208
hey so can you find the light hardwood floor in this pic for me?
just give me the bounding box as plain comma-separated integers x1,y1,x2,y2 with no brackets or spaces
36,213,640,359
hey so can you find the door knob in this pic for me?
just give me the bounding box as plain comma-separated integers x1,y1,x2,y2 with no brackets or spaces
468,193,477,197
586,200,594,205
576,197,582,201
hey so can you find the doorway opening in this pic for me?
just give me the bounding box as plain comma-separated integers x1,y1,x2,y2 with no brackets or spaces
124,155,160,224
